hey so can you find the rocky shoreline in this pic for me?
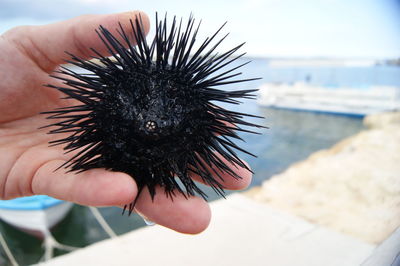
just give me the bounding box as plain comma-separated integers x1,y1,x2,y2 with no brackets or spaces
246,112,400,244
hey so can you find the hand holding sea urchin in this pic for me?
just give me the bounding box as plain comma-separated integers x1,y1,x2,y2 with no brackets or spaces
43,14,263,213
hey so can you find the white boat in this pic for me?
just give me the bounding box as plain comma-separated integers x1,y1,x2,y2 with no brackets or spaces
257,82,400,117
0,196,77,262
0,196,120,263
0,195,73,236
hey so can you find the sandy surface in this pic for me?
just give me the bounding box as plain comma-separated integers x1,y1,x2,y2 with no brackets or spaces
246,112,400,244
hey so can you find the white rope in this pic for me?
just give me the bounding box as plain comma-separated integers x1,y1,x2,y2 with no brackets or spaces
0,232,18,266
41,228,78,262
88,207,117,238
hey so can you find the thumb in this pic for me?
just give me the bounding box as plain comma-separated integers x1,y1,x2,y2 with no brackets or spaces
3,10,150,72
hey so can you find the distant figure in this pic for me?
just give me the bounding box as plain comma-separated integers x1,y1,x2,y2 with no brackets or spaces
305,74,312,83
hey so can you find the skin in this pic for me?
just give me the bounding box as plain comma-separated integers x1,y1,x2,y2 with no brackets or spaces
0,10,252,234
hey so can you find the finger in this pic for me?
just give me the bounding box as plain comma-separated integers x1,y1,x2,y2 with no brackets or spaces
4,10,150,72
134,186,211,234
190,153,252,190
31,159,137,207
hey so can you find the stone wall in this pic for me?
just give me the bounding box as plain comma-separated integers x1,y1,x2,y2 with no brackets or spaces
246,112,400,244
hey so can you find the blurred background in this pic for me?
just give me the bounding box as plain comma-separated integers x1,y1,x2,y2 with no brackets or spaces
0,0,399,265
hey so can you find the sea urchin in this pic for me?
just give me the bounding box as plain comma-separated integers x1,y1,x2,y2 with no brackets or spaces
43,14,263,213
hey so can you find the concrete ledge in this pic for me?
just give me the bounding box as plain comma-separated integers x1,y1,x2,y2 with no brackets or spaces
362,227,400,266
41,194,375,266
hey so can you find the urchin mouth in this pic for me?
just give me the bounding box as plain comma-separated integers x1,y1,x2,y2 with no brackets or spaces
144,120,158,132
140,119,163,140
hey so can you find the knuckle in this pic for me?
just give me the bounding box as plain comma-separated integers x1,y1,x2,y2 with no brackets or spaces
2,25,31,40
3,24,56,71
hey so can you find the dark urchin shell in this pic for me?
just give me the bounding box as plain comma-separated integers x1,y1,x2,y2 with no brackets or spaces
43,14,263,213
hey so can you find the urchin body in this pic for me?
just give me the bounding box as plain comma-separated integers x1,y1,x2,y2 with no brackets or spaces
43,14,262,212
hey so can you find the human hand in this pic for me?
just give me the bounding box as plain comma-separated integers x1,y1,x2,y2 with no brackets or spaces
0,11,252,234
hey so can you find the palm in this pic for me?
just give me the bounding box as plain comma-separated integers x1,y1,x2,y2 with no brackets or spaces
0,31,66,199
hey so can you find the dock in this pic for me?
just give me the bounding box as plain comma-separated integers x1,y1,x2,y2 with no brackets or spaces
257,83,400,117
40,194,375,266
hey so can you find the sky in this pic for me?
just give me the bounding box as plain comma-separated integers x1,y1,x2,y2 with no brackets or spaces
0,0,399,58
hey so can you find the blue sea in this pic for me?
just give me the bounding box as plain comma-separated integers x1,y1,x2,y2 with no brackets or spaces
1,58,399,265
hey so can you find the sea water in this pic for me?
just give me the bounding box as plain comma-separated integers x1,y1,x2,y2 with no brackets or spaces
1,58,399,265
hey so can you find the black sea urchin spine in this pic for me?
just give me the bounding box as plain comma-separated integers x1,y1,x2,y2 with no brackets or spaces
43,14,264,213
